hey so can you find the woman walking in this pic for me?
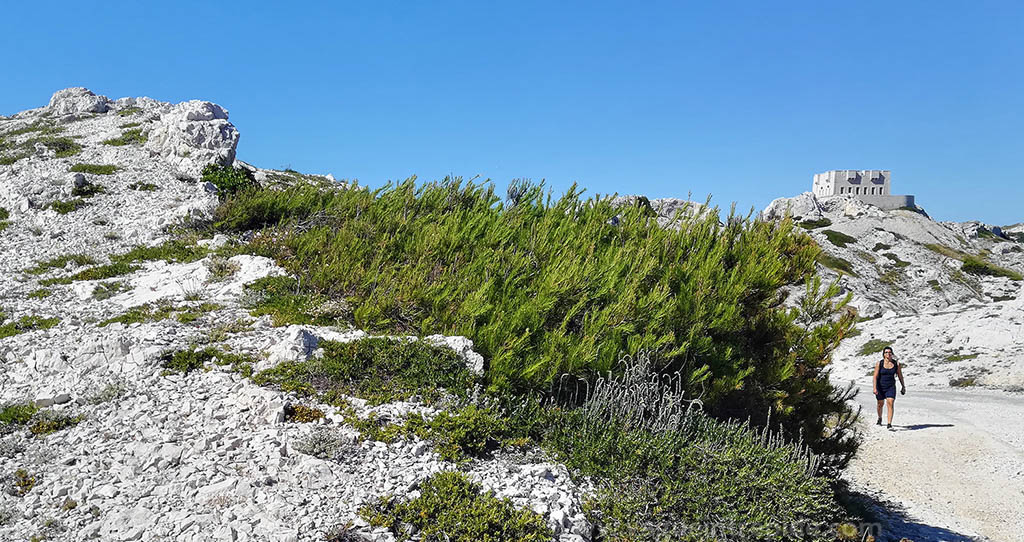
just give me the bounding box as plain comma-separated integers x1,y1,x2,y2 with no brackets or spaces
873,346,906,430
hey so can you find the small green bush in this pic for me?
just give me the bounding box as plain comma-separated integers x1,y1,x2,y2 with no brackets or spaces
871,242,891,251
101,128,146,146
10,469,37,496
923,243,969,260
402,405,510,461
159,347,255,376
945,352,979,362
28,411,83,436
91,281,127,301
201,164,256,196
71,182,105,198
882,252,910,268
24,254,96,275
821,229,857,248
26,136,81,157
857,339,893,356
0,316,60,339
99,300,176,327
113,239,208,264
817,252,858,276
119,122,141,129
0,207,8,221
253,338,475,405
117,107,143,117
0,403,39,426
927,279,942,292
241,276,349,326
961,256,1023,281
360,471,552,542
797,218,832,230
68,164,118,175
27,289,52,300
127,181,159,191
48,198,87,214
284,404,326,423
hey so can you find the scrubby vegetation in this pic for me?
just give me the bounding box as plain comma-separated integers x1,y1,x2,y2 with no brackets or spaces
25,254,96,275
821,229,857,248
0,316,60,339
253,338,475,406
101,128,146,146
38,239,209,285
817,252,858,277
857,339,893,357
961,256,1023,281
158,347,257,376
100,300,219,327
202,179,868,539
48,198,87,214
28,136,81,158
202,164,256,196
882,252,910,268
127,181,159,191
69,163,118,175
798,218,832,230
0,207,9,232
360,471,552,542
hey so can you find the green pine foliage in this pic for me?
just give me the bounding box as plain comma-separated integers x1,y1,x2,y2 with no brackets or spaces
201,164,256,196
252,338,475,405
216,179,854,458
821,229,857,248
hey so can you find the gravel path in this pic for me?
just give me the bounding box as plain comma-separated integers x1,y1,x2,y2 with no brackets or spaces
841,384,1024,541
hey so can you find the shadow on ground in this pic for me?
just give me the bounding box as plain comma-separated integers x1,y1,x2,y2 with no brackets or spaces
898,423,955,431
840,485,983,542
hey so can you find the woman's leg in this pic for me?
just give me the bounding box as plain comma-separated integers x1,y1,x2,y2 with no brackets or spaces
876,399,884,421
885,397,895,425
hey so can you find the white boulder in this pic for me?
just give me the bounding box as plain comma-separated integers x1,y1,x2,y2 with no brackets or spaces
47,87,111,115
145,100,240,178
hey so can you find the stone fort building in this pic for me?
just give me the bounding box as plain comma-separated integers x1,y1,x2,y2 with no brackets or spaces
812,170,915,211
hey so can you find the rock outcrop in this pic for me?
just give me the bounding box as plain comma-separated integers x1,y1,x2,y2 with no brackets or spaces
145,100,240,178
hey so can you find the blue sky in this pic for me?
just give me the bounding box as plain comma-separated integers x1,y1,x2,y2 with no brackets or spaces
2,1,1021,224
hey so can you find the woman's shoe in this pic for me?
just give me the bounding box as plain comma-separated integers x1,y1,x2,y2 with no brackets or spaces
876,417,882,426
887,423,893,430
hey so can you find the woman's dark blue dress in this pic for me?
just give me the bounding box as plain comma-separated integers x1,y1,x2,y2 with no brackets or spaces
876,361,898,400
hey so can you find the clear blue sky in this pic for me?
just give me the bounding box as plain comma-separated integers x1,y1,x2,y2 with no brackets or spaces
2,1,1021,224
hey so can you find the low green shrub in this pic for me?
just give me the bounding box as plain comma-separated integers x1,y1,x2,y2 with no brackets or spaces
119,122,141,129
28,411,83,436
48,198,86,214
797,218,832,230
27,289,52,300
26,136,81,157
284,404,326,423
927,279,942,292
923,243,970,260
24,254,96,275
541,357,845,541
202,164,256,196
817,252,858,276
871,242,891,251
882,252,910,268
117,107,142,117
205,256,240,282
0,316,60,339
360,471,552,542
113,239,208,264
0,207,8,221
857,339,893,356
10,469,37,496
945,352,979,362
99,300,176,327
253,337,475,405
127,181,159,191
821,229,857,248
91,281,126,300
402,405,511,461
101,128,146,146
961,256,1023,281
159,346,256,376
0,403,39,426
68,164,118,175
71,182,105,198
240,276,350,326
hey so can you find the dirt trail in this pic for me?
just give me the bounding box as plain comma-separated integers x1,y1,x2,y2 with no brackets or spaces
842,386,1024,541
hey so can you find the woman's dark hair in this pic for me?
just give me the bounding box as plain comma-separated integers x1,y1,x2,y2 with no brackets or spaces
882,346,898,366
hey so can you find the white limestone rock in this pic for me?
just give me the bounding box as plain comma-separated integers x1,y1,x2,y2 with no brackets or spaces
763,192,823,221
47,87,111,115
145,100,240,178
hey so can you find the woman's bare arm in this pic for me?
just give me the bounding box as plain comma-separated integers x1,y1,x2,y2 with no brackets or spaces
897,364,906,390
873,361,880,395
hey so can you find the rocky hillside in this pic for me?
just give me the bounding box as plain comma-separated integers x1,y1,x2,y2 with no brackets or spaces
764,193,1024,391
0,89,591,541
